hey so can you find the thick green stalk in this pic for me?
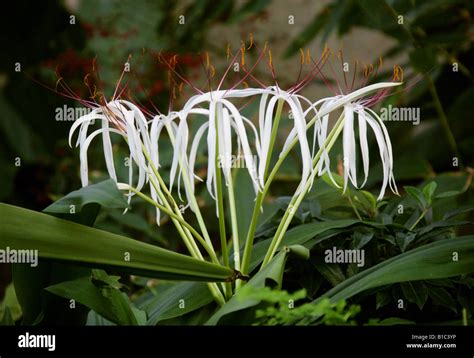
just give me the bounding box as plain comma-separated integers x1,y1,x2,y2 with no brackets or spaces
264,100,285,178
240,99,284,275
240,86,396,275
140,146,225,305
126,140,199,259
141,147,208,261
227,173,240,270
261,114,345,267
226,172,241,290
214,112,232,299
409,208,429,231
163,124,219,259
123,185,217,260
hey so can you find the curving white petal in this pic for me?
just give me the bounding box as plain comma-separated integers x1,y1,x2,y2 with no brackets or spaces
101,118,117,182
357,109,370,187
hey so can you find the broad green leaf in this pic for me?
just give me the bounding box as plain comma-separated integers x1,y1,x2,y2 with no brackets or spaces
375,289,391,310
314,262,345,287
1,203,234,282
46,271,141,326
352,231,374,250
395,232,416,252
428,286,457,314
422,181,437,205
404,186,427,209
12,181,128,325
401,281,428,310
443,205,474,220
417,220,471,236
13,262,90,325
317,236,474,304
86,311,115,326
355,190,377,214
91,269,124,290
435,190,462,199
139,282,213,325
44,179,129,216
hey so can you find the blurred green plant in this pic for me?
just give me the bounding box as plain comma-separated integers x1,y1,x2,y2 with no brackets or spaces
238,286,360,326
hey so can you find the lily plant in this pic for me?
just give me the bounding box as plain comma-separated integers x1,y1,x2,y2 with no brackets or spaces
67,46,403,305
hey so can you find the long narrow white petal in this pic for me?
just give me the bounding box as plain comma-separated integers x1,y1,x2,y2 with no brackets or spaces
365,107,399,195
221,98,260,194
101,118,117,182
363,110,390,200
358,108,370,187
206,102,217,200
189,122,209,186
259,95,278,187
79,127,123,187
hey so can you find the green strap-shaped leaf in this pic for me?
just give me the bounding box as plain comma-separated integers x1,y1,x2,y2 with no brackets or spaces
317,236,474,303
0,203,234,282
139,282,213,325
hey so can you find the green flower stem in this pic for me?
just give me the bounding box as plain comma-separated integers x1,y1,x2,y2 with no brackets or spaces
241,103,331,275
139,146,226,305
241,106,340,275
163,124,219,260
226,171,241,290
141,146,206,260
409,208,429,231
121,185,217,260
240,99,284,276
125,173,225,305
125,140,198,259
347,195,362,220
264,99,285,179
214,113,232,299
240,87,392,275
261,114,345,267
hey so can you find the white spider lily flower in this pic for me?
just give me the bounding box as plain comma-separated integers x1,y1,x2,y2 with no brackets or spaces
352,104,398,199
257,86,313,194
176,88,268,202
281,82,401,199
340,102,398,200
289,94,343,189
170,86,317,212
69,100,152,207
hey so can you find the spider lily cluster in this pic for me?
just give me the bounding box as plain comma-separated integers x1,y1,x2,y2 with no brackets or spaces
67,47,402,304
